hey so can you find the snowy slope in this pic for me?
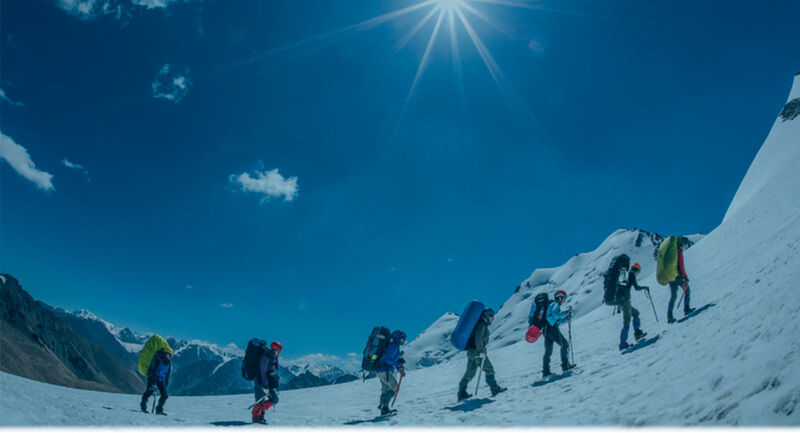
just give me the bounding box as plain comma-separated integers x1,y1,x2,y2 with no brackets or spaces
1,76,798,426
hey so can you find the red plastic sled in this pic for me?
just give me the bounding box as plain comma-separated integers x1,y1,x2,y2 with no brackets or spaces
525,325,541,343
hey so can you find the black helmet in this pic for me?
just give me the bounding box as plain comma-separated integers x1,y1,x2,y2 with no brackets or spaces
482,308,495,320
392,330,407,343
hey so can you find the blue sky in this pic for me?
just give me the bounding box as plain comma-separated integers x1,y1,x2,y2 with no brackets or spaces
1,0,798,365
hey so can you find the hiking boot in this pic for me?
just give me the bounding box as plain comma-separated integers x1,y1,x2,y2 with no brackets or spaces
542,368,553,378
634,329,647,341
684,307,695,316
562,364,577,373
619,342,632,351
667,313,676,324
380,407,397,416
155,409,166,416
140,402,148,413
457,390,472,402
252,415,267,424
490,386,508,397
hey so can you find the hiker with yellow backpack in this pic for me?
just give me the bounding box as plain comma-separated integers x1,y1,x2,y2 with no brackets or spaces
657,236,695,323
138,335,174,415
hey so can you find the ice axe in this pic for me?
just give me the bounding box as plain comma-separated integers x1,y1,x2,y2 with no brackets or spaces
645,288,659,322
391,372,404,407
474,356,485,395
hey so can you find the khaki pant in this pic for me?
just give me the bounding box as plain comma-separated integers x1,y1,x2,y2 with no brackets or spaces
377,371,398,408
461,349,495,384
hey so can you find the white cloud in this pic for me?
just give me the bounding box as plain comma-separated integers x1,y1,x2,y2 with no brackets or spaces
1,132,54,191
346,352,359,358
219,303,234,308
62,157,90,181
152,64,192,103
229,168,298,202
186,284,194,290
57,0,190,20
288,353,342,365
0,89,23,107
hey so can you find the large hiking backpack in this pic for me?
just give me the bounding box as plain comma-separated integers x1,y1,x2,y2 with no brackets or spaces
528,292,550,329
657,236,679,286
450,300,485,351
603,254,631,306
138,334,172,376
361,326,391,372
242,338,265,381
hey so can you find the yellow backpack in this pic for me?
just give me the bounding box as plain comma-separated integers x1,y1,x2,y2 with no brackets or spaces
138,334,173,376
656,236,679,286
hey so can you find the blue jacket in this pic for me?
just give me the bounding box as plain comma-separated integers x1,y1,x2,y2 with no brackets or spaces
377,341,403,373
546,301,569,326
148,350,172,384
257,349,279,388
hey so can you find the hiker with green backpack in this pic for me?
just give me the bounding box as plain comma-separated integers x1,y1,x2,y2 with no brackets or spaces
657,236,695,323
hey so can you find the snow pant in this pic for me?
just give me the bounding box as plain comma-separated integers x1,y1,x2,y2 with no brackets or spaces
619,298,641,348
377,371,398,409
459,349,501,393
542,325,570,373
668,280,691,317
141,377,167,412
253,384,278,421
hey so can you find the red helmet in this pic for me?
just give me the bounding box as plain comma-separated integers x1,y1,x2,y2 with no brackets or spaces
554,290,567,301
270,341,283,352
631,263,641,272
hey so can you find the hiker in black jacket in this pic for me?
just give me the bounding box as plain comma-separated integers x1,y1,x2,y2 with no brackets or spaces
618,263,648,351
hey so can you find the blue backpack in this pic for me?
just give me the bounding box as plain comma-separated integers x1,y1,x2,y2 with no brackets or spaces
450,300,485,350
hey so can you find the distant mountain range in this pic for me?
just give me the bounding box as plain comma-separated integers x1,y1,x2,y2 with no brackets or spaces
0,274,358,396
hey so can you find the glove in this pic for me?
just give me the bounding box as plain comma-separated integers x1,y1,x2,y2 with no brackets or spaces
398,357,406,365
399,368,406,377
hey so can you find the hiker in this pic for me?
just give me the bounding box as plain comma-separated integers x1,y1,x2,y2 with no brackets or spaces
618,263,648,350
376,330,407,415
252,341,282,424
668,238,695,323
542,290,576,377
457,308,507,401
140,348,172,415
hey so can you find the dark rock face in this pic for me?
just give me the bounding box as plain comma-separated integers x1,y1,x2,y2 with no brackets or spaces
780,98,799,122
0,274,144,393
117,328,146,344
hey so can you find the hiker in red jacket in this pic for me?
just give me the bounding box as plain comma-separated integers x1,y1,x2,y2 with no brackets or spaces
668,237,695,323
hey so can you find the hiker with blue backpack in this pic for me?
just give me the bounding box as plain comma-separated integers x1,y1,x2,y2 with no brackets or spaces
376,330,407,415
457,308,507,401
542,290,576,378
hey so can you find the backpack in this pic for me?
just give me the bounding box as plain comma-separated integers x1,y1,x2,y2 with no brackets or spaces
528,292,550,329
138,334,172,376
361,326,391,372
603,254,630,306
657,236,679,286
242,338,265,381
450,300,485,351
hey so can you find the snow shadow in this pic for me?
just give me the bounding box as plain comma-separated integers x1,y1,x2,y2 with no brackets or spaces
343,414,397,425
677,303,716,323
622,335,660,355
444,398,494,412
210,421,250,426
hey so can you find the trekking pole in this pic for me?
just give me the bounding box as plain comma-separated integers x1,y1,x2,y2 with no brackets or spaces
391,373,403,407
474,357,485,396
151,388,158,414
677,290,685,311
646,289,659,322
248,392,269,409
568,307,575,365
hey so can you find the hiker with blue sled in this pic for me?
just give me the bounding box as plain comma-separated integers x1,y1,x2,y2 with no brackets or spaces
542,290,576,378
452,301,507,402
